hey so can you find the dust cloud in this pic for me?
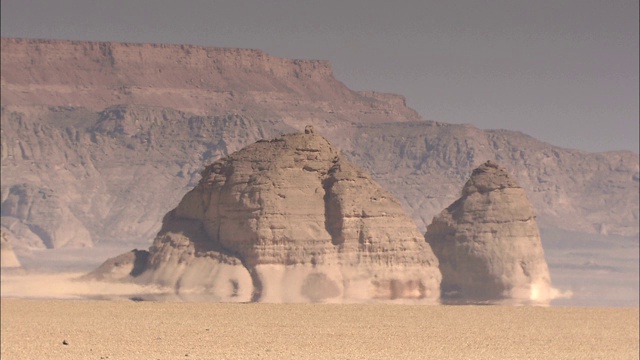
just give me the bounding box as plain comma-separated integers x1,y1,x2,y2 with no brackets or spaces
0,271,169,300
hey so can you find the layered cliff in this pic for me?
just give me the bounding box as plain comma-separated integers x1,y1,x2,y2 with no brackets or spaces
1,37,637,252
0,37,421,127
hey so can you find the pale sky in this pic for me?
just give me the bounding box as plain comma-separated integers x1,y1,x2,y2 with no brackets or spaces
2,0,638,153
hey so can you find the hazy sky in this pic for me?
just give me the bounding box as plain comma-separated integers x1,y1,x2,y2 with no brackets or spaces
2,0,638,153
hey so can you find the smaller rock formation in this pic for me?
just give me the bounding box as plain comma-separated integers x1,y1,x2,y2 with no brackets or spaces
1,230,22,268
425,161,552,304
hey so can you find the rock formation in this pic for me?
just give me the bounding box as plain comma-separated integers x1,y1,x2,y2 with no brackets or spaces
86,132,441,303
425,161,552,304
1,230,22,268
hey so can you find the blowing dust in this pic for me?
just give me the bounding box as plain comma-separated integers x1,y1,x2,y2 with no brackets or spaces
0,271,170,300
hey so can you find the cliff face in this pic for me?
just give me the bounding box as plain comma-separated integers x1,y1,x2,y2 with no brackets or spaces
87,131,441,303
0,38,421,126
0,104,295,248
1,37,638,253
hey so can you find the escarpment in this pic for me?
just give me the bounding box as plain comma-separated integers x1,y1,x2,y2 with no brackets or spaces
425,161,552,304
2,37,637,254
86,131,441,303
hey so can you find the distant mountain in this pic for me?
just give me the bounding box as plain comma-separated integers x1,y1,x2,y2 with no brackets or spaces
1,37,638,252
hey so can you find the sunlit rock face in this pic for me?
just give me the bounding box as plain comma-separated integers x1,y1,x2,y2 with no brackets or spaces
87,131,441,303
425,161,552,305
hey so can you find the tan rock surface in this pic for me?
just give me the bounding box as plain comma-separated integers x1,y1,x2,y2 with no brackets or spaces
0,37,420,125
88,132,441,302
425,161,552,304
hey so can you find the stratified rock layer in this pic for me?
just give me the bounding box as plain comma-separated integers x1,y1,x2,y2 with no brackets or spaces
88,132,441,303
425,161,552,304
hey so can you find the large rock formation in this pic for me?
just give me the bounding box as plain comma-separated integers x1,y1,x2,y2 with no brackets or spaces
425,161,552,304
86,131,441,303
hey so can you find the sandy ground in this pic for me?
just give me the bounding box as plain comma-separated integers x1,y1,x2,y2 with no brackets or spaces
1,299,638,360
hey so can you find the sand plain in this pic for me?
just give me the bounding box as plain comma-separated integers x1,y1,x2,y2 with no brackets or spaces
1,299,638,360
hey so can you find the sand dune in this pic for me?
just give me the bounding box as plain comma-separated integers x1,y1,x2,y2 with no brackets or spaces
1,299,637,360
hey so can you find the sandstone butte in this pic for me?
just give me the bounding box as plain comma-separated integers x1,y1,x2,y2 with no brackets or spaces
426,161,552,305
86,129,442,303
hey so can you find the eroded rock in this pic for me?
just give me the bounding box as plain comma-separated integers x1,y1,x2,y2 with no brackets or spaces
86,132,441,303
425,161,552,304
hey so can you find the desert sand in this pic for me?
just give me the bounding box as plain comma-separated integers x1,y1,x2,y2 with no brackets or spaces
1,299,637,360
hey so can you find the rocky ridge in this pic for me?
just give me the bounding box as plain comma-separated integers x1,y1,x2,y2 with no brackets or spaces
425,161,552,304
87,130,442,302
1,37,638,252
346,123,639,235
0,37,420,126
